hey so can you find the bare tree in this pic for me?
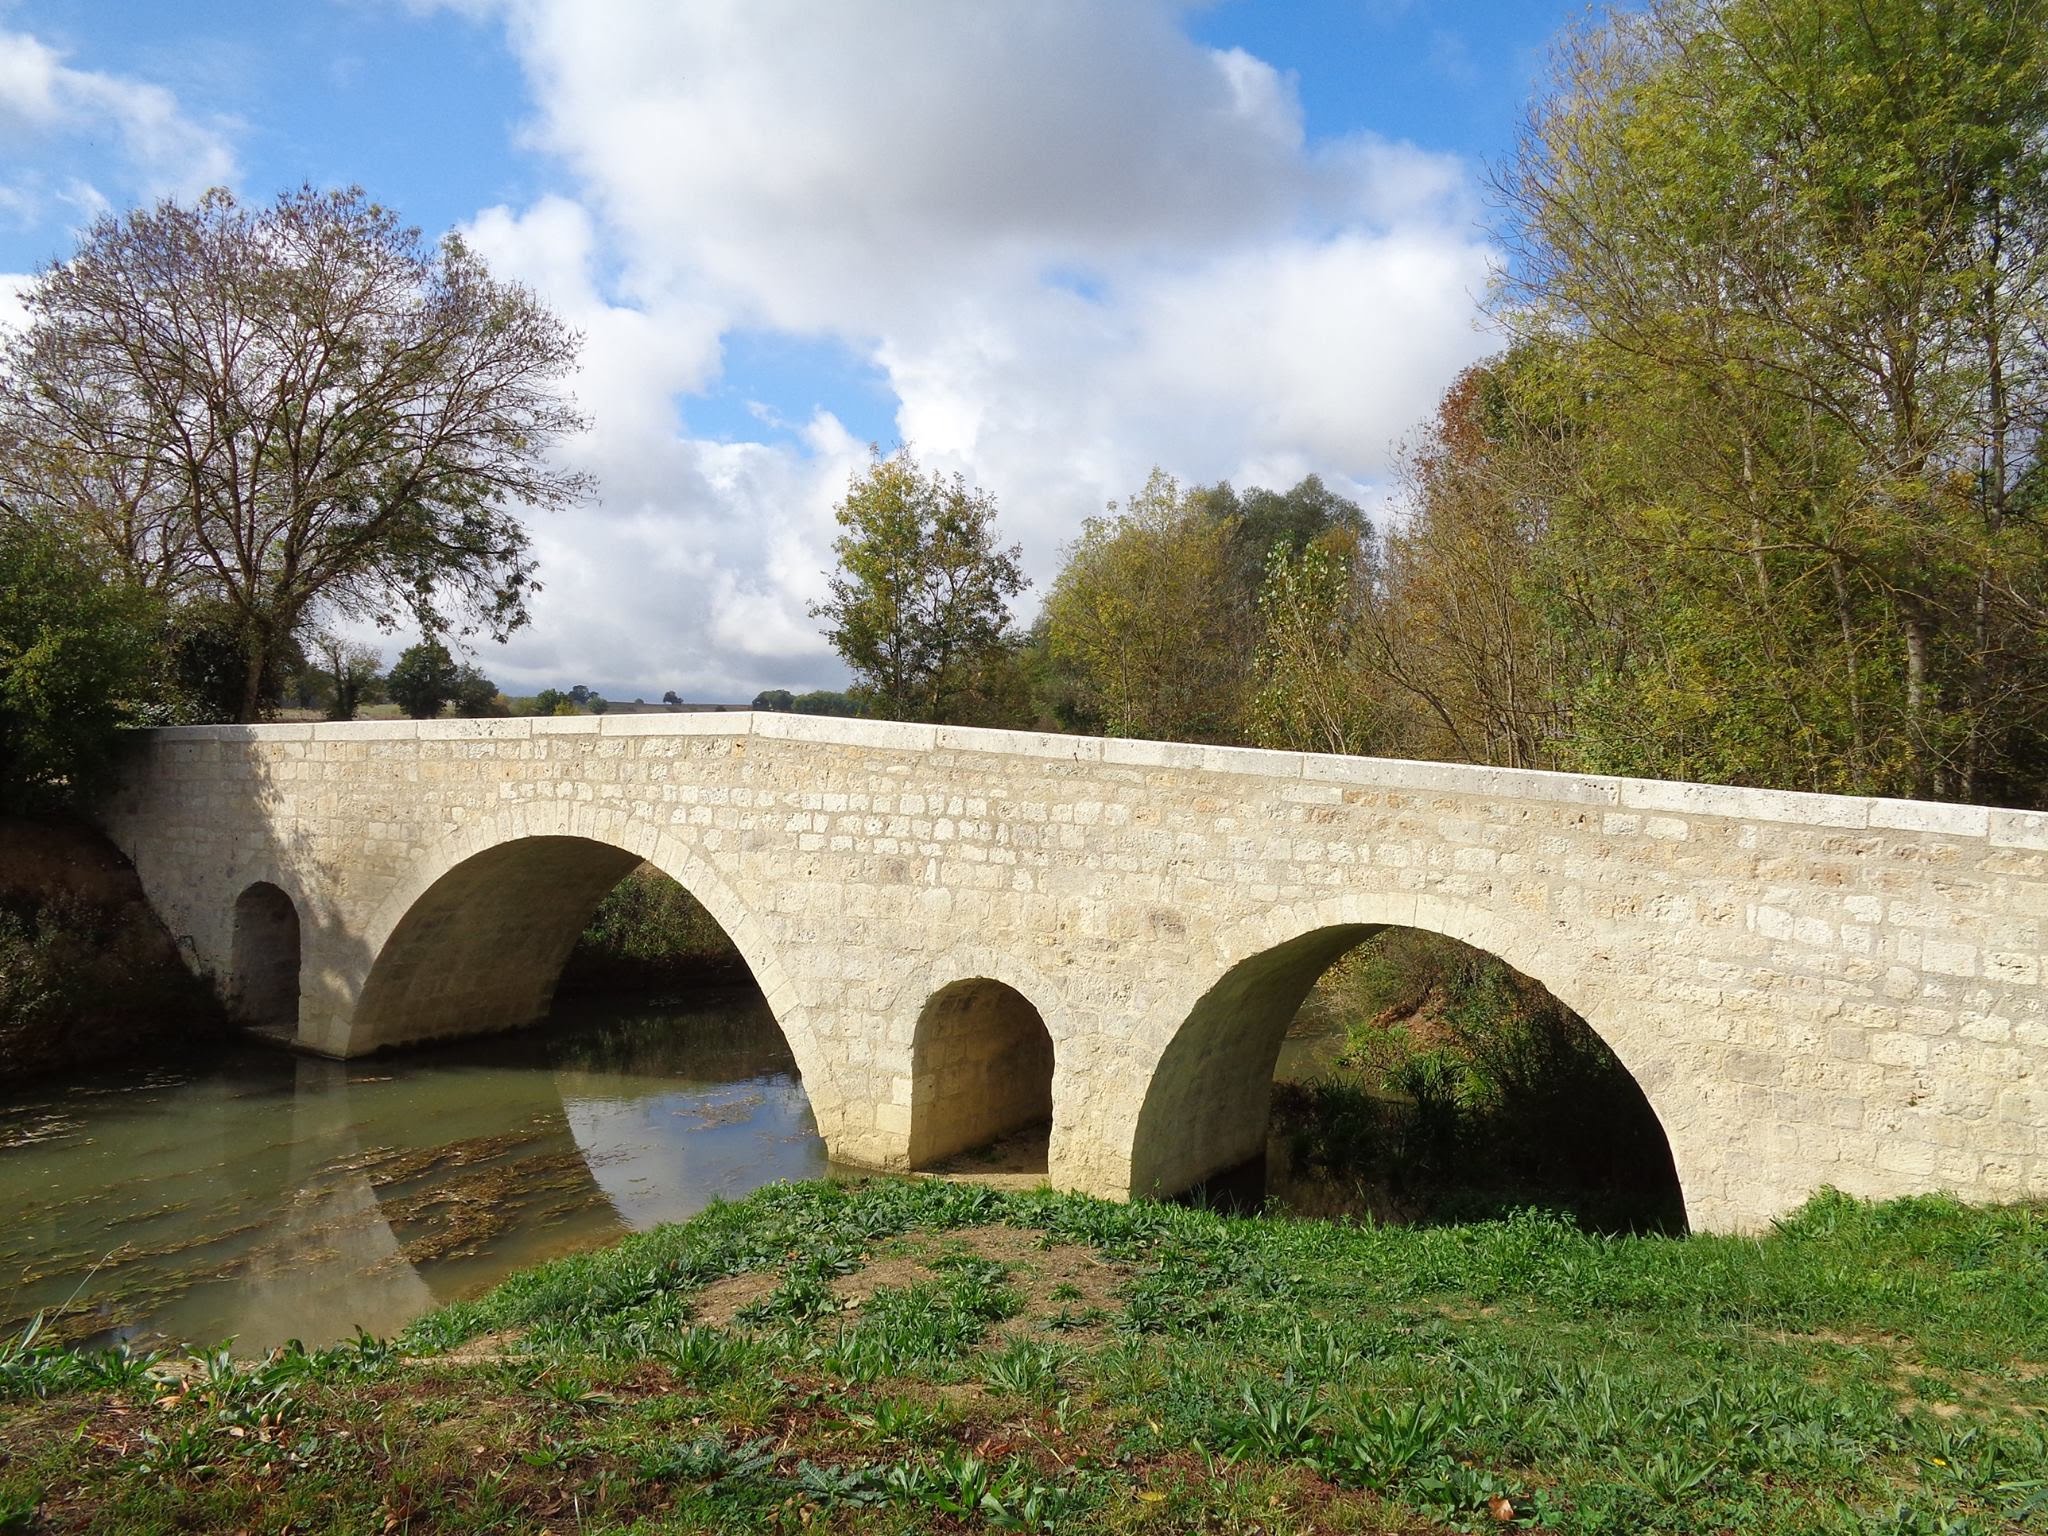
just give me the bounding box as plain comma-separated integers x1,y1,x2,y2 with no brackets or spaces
0,185,592,719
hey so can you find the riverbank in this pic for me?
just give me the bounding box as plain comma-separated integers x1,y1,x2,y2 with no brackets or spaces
0,818,223,1079
3,1181,2043,1534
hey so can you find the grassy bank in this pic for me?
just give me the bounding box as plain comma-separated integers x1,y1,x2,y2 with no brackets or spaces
3,1181,2045,1534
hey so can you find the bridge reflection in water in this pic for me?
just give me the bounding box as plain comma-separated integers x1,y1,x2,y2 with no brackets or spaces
0,989,826,1353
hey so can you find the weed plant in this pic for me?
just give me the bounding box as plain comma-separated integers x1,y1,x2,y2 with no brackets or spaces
2,1178,2044,1533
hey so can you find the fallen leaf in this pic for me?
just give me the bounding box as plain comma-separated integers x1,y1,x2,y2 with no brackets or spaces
1489,1494,1515,1522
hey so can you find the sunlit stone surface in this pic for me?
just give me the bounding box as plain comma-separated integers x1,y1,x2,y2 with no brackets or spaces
98,713,2048,1232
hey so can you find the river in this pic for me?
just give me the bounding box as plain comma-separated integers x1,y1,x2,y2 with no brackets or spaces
0,989,826,1354
1,991,1348,1354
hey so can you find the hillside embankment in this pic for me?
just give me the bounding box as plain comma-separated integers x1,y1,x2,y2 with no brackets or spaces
0,817,225,1078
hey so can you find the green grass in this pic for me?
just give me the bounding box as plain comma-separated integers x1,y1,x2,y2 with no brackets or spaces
3,1179,2046,1533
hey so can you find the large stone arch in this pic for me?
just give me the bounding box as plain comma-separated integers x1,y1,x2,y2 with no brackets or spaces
334,800,843,1131
1118,888,1700,1220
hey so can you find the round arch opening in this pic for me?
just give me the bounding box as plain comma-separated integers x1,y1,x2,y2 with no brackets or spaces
1132,923,1686,1234
229,881,301,1033
908,978,1054,1174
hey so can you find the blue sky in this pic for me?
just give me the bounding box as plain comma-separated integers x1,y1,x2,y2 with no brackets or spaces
0,0,1598,701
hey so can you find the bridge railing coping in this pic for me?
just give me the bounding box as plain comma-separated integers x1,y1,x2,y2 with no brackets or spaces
133,712,2046,847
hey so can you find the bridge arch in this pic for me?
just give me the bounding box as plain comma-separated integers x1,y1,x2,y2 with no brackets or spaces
229,879,302,1031
907,977,1055,1170
341,801,842,1127
1122,890,1698,1223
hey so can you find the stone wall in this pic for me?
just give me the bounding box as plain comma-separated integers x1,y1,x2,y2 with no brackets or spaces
96,713,2048,1232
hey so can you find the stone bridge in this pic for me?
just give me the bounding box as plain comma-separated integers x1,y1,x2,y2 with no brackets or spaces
97,713,2048,1232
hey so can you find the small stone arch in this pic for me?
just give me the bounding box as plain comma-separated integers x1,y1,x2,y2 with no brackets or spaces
1123,891,1694,1222
229,880,301,1031
908,978,1055,1169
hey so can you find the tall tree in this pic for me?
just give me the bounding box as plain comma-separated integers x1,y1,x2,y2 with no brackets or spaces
386,639,462,720
813,448,1028,723
310,632,383,722
0,185,591,721
1041,469,1243,741
1497,0,2048,800
1249,529,1382,757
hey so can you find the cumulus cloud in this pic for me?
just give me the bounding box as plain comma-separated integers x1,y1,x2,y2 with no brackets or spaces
0,29,237,225
442,0,1500,700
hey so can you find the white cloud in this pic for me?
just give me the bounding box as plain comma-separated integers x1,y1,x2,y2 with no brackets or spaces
419,0,1501,698
0,29,237,224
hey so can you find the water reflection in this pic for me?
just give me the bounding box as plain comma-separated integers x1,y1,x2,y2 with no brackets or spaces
0,987,825,1352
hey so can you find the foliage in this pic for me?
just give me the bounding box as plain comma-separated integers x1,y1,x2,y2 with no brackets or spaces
385,640,461,719
1283,931,1687,1233
0,521,157,812
792,689,864,718
0,185,590,721
0,883,221,1077
1041,469,1243,740
1491,0,2048,802
309,633,384,722
1040,470,1368,744
1249,529,1381,755
12,1179,2045,1532
813,447,1028,723
382,642,502,719
562,864,742,993
752,689,794,711
451,664,505,718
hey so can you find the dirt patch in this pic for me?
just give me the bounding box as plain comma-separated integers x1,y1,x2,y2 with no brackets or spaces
688,1268,787,1328
919,1124,1053,1190
688,1223,1131,1343
435,1328,530,1365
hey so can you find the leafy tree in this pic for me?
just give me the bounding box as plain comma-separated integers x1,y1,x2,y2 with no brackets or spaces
588,695,610,715
1497,0,2048,800
1194,474,1370,609
752,689,795,711
569,685,591,707
0,522,157,811
661,689,682,708
311,633,384,723
386,640,462,720
0,185,591,721
813,447,1028,722
1042,469,1242,741
529,687,569,717
451,664,504,718
1364,358,1572,771
1249,532,1381,757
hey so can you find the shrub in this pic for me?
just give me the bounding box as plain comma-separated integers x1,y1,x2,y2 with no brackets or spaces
561,864,744,993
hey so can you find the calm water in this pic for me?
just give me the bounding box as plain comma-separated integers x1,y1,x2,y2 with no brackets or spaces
0,989,826,1353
